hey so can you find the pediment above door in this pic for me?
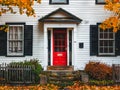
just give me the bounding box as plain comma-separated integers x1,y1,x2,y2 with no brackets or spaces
39,8,82,24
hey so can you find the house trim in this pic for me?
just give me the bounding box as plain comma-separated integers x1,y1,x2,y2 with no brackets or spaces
43,23,77,70
39,8,82,24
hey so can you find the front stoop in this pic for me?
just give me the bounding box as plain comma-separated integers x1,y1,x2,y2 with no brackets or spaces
47,66,74,71
41,66,75,84
49,71,74,83
40,66,89,86
40,70,76,85
40,71,89,86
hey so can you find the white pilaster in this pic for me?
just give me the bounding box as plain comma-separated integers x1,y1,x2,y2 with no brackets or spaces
43,25,48,70
73,25,77,70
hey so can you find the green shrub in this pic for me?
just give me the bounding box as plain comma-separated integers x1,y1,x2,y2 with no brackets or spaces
84,61,112,80
9,58,43,83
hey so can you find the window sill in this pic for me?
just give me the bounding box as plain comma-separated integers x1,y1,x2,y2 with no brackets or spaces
7,53,24,57
97,54,116,57
6,55,24,57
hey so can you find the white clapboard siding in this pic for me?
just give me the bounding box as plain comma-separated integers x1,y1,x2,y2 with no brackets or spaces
0,0,119,70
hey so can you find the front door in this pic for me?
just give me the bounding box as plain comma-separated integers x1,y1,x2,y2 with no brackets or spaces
53,29,67,66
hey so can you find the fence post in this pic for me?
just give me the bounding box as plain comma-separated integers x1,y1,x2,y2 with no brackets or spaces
112,64,115,82
112,64,120,83
40,74,47,85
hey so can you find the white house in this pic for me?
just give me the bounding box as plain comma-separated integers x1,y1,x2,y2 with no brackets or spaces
0,0,120,70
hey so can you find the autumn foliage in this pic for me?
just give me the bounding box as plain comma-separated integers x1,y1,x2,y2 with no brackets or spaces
0,84,59,90
85,61,112,80
0,84,120,90
65,82,120,90
100,0,120,32
0,0,41,16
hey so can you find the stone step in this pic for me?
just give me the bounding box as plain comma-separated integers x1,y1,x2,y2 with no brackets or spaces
47,66,74,71
47,70,75,84
49,80,74,86
49,70,74,76
49,76,74,81
40,70,89,85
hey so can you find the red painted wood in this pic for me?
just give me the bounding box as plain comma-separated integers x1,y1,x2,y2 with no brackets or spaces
53,29,67,66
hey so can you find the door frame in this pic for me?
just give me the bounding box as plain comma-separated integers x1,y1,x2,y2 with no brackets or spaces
43,23,77,70
49,28,73,66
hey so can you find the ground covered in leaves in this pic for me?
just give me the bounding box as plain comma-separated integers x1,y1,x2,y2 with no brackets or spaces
0,84,120,90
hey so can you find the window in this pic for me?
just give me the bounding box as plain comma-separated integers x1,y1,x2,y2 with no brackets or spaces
90,24,120,56
7,25,24,56
49,0,69,4
98,28,115,55
96,0,105,4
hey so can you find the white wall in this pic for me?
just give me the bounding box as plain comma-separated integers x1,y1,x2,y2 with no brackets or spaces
0,0,119,70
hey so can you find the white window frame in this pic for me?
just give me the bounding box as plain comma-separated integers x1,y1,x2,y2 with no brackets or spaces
7,25,24,56
98,28,115,55
50,0,69,4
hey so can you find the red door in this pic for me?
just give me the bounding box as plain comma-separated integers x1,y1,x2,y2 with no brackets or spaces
53,29,67,66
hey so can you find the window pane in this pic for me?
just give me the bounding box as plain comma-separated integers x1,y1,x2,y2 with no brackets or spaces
109,40,113,46
109,33,113,39
108,29,113,32
104,30,108,32
104,40,108,46
55,40,57,45
100,33,103,38
98,0,105,2
15,29,18,39
9,41,12,52
55,47,60,52
51,0,67,3
109,48,113,53
18,41,22,52
100,40,104,46
8,25,24,55
19,26,23,39
14,41,18,52
104,33,108,39
61,40,65,45
9,28,13,40
100,29,103,32
104,47,108,53
97,0,105,3
100,47,103,53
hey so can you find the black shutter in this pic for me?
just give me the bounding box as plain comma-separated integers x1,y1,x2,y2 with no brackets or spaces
115,30,120,55
90,25,98,56
0,25,7,56
24,25,33,56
